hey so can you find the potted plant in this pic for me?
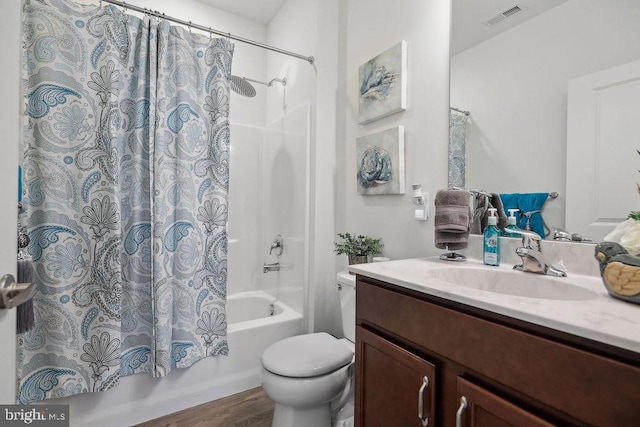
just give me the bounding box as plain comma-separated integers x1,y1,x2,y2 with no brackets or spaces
334,233,383,267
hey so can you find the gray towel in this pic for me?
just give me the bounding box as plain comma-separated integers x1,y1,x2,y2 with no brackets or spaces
471,192,508,234
470,193,488,235
434,189,471,250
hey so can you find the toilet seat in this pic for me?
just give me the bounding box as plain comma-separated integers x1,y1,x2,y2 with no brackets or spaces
262,332,353,378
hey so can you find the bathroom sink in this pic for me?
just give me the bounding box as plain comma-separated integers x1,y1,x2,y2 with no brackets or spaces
424,266,599,301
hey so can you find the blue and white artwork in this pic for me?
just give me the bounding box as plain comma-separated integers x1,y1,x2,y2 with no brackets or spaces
358,41,407,124
357,126,405,195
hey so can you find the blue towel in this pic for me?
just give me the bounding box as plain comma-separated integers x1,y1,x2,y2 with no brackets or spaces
499,193,549,237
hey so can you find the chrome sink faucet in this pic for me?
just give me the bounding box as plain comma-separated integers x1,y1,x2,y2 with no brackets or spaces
509,229,567,277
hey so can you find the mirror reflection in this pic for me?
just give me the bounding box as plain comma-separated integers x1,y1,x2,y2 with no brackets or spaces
450,0,640,240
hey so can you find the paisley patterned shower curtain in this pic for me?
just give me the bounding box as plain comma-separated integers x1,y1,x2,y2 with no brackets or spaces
18,0,232,403
448,109,470,188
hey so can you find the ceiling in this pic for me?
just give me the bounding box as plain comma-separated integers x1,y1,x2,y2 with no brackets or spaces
193,0,288,25
191,0,566,54
451,0,567,55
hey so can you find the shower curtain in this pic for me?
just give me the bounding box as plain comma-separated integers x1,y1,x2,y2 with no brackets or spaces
448,109,470,188
18,0,232,403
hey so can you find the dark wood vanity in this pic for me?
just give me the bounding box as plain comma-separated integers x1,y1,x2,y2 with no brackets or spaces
355,275,640,427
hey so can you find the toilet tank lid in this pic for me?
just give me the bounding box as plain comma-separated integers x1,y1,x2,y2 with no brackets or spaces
261,332,353,378
337,271,355,288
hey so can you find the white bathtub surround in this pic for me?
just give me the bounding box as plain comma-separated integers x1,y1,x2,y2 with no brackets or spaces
350,257,640,354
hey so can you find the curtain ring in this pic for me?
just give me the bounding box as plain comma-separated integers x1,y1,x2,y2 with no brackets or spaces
99,0,102,7
121,1,129,22
188,21,192,34
209,27,213,41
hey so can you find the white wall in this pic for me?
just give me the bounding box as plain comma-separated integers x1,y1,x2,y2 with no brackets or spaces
451,0,640,233
336,0,451,266
309,0,341,335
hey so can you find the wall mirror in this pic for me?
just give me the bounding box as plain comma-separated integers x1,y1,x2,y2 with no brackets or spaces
450,0,640,241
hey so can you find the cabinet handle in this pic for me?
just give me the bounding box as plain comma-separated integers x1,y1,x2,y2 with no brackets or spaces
418,376,430,426
456,396,468,427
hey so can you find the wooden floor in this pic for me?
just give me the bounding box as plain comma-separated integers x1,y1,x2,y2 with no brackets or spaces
133,387,274,427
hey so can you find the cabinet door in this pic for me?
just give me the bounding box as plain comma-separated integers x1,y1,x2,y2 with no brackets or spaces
355,326,436,427
455,377,553,427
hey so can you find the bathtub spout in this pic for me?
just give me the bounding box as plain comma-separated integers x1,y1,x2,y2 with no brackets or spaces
263,262,280,273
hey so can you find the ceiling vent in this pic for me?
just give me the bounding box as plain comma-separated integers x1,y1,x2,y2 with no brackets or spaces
486,5,526,26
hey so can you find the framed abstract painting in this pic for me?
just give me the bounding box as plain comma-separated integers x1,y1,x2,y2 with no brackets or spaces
356,126,405,195
358,40,407,124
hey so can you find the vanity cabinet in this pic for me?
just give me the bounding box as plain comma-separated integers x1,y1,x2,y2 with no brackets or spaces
355,275,640,427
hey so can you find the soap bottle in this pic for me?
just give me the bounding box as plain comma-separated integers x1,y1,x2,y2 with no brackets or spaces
483,208,500,266
503,209,521,238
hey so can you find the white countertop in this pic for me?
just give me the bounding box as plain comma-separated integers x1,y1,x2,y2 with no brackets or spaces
350,257,640,355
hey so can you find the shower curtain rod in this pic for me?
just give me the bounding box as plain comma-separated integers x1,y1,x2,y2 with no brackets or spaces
450,106,470,115
99,0,315,65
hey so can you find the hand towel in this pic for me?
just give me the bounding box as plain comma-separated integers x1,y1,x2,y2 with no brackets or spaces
500,192,549,237
434,189,471,250
471,192,507,234
481,193,508,230
470,192,488,235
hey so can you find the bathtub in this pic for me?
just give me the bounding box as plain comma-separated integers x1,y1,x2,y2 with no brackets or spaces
61,290,304,427
227,291,282,325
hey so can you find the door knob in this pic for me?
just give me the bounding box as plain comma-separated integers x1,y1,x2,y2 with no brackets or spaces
0,274,36,310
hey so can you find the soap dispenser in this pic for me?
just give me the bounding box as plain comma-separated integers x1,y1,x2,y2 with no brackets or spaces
503,209,521,238
483,208,500,266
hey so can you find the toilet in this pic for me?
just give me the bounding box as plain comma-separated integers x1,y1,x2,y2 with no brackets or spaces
261,272,356,427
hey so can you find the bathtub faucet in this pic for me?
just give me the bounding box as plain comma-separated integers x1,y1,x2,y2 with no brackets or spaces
263,262,280,273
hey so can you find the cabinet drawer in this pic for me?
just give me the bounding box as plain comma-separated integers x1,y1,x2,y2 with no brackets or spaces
356,278,640,426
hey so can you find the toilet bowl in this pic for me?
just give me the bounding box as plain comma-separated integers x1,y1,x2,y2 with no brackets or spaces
261,272,356,427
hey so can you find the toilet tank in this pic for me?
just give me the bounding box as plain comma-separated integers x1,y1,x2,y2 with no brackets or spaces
337,271,356,342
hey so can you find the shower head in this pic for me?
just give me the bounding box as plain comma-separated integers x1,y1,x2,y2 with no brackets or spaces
228,75,256,98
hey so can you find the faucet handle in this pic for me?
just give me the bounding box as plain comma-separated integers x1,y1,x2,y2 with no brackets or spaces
552,229,572,241
506,228,542,250
269,234,284,256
